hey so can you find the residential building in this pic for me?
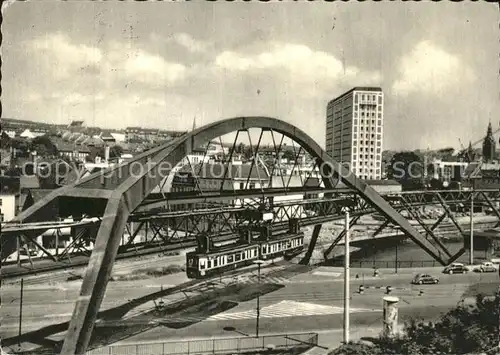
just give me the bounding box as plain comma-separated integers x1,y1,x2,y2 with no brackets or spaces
463,162,500,190
0,176,19,222
326,87,384,180
429,160,469,183
125,126,186,143
0,176,34,222
50,137,91,161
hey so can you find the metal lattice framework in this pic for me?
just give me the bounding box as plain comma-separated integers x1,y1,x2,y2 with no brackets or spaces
4,189,500,271
2,117,500,354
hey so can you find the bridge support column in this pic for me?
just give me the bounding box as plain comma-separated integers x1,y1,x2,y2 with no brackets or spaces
300,224,321,265
60,197,129,355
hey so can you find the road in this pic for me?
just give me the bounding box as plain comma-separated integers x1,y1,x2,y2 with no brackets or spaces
1,264,498,353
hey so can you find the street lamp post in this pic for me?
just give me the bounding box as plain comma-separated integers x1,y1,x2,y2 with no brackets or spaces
253,259,265,338
470,189,474,265
18,278,24,351
343,211,350,344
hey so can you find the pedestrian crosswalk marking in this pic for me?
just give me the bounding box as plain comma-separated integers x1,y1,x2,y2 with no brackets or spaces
206,300,376,321
99,300,380,326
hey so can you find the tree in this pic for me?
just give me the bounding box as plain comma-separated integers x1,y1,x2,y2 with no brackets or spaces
386,151,425,190
31,135,58,157
109,145,123,158
282,149,296,162
329,293,498,355
0,131,12,149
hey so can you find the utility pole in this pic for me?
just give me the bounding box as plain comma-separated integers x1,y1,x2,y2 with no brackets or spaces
253,259,265,338
470,189,474,265
343,211,350,344
497,285,500,351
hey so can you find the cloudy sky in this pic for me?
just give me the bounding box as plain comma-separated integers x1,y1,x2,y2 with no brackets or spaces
2,1,498,150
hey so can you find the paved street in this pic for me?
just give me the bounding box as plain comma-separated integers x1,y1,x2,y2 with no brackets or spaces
1,264,498,353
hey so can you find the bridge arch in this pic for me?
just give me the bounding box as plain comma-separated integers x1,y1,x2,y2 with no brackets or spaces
11,117,447,354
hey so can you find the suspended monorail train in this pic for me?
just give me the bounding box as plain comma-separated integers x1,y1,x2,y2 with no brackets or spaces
186,221,304,279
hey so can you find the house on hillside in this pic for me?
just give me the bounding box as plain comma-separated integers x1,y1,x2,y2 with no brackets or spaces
99,132,116,144
463,162,500,190
0,175,34,222
52,138,91,161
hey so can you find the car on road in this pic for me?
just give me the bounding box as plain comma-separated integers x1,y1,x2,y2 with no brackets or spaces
443,263,468,274
412,274,439,285
474,262,497,273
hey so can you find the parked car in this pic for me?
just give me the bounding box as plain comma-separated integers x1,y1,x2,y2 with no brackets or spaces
474,262,497,273
412,274,439,284
443,264,468,274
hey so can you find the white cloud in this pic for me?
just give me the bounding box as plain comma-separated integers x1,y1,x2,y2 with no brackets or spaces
29,34,188,87
124,50,187,85
392,40,475,96
172,33,209,53
214,42,382,90
30,33,102,79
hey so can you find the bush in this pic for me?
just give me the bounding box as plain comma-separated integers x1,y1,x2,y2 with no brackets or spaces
329,293,499,355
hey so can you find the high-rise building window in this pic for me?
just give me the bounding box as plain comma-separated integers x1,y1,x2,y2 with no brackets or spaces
378,96,382,104
377,127,382,132
355,94,358,103
377,142,381,146
362,94,365,100
377,134,381,139
378,120,382,125
378,113,381,118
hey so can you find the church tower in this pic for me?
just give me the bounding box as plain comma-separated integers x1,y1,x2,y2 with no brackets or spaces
482,122,496,162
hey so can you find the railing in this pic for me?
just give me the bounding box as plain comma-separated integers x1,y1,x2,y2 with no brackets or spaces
329,259,441,269
85,332,318,355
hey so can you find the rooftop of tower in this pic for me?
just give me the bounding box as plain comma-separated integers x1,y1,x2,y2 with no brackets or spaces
328,86,383,104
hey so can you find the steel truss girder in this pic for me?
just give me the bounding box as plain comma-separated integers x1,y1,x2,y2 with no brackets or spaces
399,196,452,259
323,214,362,259
4,189,500,264
7,116,500,354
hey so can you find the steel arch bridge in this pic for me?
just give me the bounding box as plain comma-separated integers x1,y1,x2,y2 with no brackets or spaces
2,117,498,354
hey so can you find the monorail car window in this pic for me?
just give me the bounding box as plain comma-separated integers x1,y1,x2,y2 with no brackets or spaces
235,253,241,262
228,255,234,263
